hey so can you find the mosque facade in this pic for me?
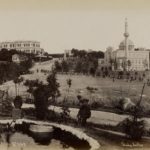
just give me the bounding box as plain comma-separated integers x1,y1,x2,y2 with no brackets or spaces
102,19,150,71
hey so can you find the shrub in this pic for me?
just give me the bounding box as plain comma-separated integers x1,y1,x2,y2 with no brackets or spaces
22,108,35,117
60,106,70,123
122,118,145,140
122,106,145,141
1,99,13,116
90,101,103,109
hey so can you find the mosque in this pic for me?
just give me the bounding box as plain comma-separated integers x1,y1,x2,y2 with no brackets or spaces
101,19,150,71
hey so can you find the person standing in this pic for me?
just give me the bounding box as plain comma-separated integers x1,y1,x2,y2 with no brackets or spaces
77,99,91,126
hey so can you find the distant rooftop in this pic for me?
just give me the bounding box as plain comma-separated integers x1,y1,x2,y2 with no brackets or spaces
0,40,40,43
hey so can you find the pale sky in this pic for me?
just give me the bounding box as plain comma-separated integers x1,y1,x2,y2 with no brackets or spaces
0,0,150,53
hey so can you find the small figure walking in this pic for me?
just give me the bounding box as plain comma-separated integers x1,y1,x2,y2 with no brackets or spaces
77,99,91,126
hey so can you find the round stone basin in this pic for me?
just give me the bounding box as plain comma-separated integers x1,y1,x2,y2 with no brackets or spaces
0,132,75,150
0,119,100,150
29,124,54,133
29,124,54,141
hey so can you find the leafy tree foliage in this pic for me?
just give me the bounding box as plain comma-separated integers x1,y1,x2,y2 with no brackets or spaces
25,70,60,120
46,69,60,99
122,83,146,140
122,106,145,140
13,77,24,96
0,49,33,84
61,60,69,72
54,49,104,76
71,48,104,58
1,91,13,116
75,61,82,73
0,49,18,61
54,61,62,72
33,83,50,120
2,99,13,116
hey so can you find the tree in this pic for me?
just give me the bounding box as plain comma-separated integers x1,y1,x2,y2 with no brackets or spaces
2,99,13,116
33,84,50,120
71,48,79,57
46,69,60,100
13,76,24,96
78,50,87,58
19,59,33,74
65,78,72,101
54,61,62,72
61,60,69,72
1,91,13,116
75,61,82,73
13,77,19,97
60,78,72,122
25,70,60,120
122,83,146,140
82,61,89,74
24,79,42,102
89,67,96,76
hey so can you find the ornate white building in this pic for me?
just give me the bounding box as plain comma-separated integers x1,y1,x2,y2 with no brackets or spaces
104,19,149,71
0,41,44,54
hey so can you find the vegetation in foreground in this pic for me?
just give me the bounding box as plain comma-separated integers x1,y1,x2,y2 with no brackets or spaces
24,69,60,120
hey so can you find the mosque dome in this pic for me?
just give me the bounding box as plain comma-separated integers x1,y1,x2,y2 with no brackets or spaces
119,39,134,51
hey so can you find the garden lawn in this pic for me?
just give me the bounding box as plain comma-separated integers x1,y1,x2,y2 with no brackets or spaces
1,60,150,110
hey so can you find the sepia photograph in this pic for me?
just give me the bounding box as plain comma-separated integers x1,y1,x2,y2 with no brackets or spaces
0,0,150,149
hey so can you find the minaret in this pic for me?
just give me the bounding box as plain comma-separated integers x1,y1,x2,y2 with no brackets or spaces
123,18,129,70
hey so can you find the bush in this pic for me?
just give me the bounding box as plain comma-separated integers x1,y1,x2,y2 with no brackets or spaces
90,101,103,109
1,99,13,116
60,106,70,123
122,118,145,140
110,97,121,109
46,110,60,122
33,84,49,120
122,106,145,141
22,108,35,117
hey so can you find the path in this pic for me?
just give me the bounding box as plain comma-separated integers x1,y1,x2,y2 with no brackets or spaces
22,104,150,129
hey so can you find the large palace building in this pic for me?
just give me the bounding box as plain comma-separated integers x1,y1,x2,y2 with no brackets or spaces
0,40,44,54
100,19,150,71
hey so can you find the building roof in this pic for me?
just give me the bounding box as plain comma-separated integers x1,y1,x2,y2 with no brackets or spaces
0,40,40,44
119,39,134,47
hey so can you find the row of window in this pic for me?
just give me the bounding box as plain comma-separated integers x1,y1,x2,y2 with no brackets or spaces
0,43,40,48
130,59,147,65
117,59,147,64
23,49,42,54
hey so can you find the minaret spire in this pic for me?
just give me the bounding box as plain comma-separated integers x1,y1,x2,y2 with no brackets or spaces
125,18,127,33
124,18,129,38
124,18,129,71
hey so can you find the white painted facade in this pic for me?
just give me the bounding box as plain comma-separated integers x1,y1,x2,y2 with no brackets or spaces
0,41,44,54
103,19,150,71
